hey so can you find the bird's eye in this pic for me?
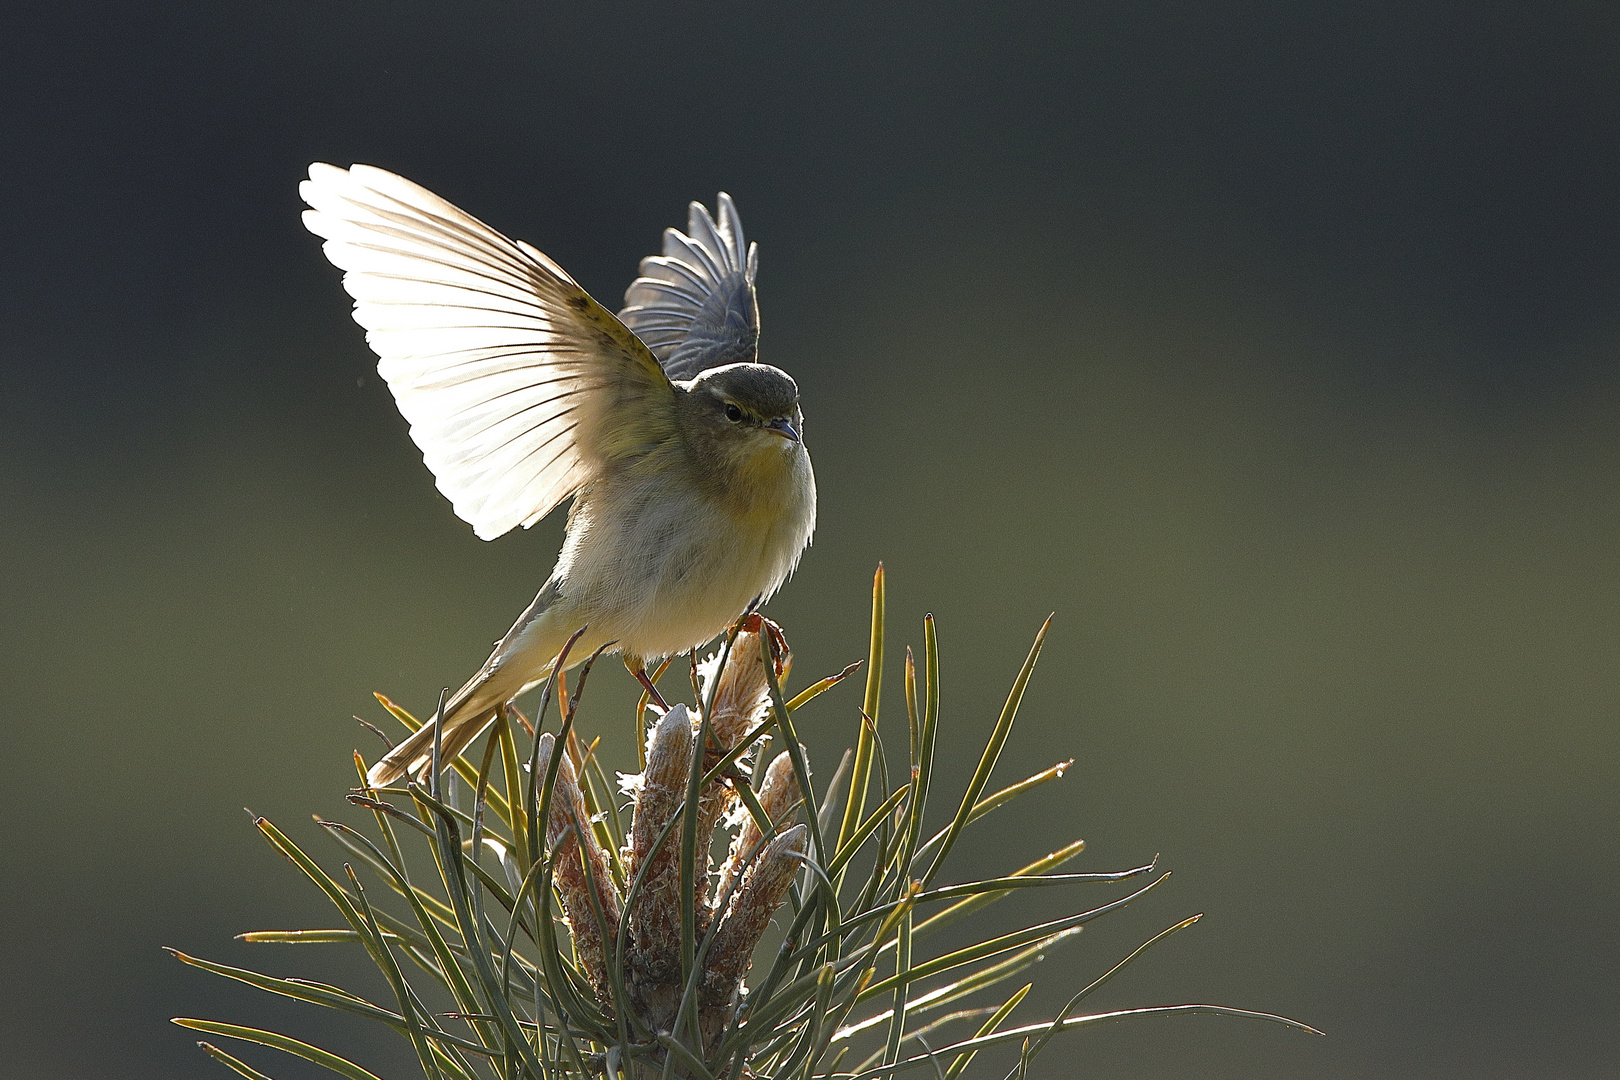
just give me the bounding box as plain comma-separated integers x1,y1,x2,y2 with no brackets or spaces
724,403,744,423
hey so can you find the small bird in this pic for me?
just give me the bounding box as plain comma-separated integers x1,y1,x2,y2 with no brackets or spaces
300,165,816,786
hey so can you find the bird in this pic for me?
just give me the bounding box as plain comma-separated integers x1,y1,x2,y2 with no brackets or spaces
299,164,817,787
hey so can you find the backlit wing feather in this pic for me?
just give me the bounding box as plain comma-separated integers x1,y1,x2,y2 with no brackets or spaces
618,193,759,381
301,164,676,540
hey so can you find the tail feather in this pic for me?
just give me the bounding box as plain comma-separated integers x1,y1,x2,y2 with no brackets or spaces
365,673,511,787
364,581,570,788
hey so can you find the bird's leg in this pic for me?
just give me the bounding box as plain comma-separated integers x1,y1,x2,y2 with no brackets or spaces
627,658,670,712
636,668,670,711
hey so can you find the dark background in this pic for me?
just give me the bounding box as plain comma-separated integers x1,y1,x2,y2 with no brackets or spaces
4,2,1618,1077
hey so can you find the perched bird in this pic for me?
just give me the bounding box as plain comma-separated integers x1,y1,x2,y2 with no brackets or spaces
300,165,816,786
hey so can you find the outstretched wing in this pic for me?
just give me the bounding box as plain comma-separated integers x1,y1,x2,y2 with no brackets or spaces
301,164,677,540
618,193,759,382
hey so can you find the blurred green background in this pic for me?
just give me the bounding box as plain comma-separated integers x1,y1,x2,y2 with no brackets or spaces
3,2,1618,1077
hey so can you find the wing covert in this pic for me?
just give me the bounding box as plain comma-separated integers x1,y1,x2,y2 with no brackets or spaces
618,193,759,381
300,163,675,540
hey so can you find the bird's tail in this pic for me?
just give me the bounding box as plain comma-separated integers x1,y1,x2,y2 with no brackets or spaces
365,583,570,788
364,677,511,788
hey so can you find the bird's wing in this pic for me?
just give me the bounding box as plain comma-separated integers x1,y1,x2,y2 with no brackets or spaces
301,164,678,540
618,193,759,381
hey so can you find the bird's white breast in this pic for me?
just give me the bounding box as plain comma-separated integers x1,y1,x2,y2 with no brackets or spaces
551,444,816,661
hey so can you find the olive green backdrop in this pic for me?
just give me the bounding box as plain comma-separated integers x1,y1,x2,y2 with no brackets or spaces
3,2,1617,1077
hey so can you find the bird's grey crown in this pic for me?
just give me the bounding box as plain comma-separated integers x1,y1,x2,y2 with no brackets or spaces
619,193,759,382
693,363,799,420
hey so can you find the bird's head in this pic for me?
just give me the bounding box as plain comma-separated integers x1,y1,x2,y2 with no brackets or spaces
681,363,805,461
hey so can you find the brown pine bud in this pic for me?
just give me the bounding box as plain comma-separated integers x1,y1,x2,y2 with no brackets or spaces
626,705,696,979
698,615,792,750
533,733,621,1004
702,823,807,1009
694,617,794,909
714,750,804,915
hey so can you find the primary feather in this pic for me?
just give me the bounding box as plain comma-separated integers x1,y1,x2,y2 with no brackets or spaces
300,163,675,540
619,193,760,381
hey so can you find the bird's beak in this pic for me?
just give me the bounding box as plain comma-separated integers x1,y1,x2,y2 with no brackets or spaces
766,417,801,443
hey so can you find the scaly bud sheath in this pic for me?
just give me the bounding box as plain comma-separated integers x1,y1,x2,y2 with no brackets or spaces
698,615,792,749
533,733,623,1003
625,704,697,1032
714,750,804,914
694,616,793,908
703,823,808,1009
